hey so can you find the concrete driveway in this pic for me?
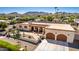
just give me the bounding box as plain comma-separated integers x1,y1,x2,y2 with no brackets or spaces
35,39,79,51
35,39,69,51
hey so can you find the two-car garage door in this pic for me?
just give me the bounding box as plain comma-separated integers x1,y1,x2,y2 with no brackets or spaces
46,33,67,42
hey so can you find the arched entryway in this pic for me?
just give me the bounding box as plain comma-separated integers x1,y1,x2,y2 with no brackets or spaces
46,33,55,40
57,34,67,42
39,27,43,33
31,26,34,31
35,27,38,32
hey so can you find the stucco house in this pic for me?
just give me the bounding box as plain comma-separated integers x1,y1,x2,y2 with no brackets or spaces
0,20,10,24
15,22,75,43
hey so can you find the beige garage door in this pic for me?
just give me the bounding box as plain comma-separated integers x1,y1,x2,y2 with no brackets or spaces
57,34,67,42
46,33,55,40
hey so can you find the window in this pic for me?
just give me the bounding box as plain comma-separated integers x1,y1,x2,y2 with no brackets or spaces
19,25,22,28
24,26,27,28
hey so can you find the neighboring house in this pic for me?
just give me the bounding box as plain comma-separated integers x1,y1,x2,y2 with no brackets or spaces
74,19,79,30
52,19,63,23
13,17,21,20
15,22,75,43
52,19,60,23
35,19,41,22
0,20,5,22
74,19,79,26
0,20,10,24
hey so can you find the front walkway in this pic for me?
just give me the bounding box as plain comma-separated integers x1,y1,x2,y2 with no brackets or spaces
20,32,40,40
35,39,79,51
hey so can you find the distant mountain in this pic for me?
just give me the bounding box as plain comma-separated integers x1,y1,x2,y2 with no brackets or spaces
9,12,19,14
7,12,22,16
23,11,51,16
0,13,6,16
0,11,79,17
0,12,51,16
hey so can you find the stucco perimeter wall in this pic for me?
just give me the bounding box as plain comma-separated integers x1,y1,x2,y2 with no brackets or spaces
45,29,75,43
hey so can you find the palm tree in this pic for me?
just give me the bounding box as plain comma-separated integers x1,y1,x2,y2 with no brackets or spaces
54,7,59,18
6,29,10,38
54,7,58,13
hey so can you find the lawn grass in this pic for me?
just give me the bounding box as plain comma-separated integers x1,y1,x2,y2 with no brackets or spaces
0,39,21,51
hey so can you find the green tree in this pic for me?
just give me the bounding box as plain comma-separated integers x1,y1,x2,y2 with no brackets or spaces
60,16,67,22
0,22,8,30
16,29,21,39
46,16,54,21
28,16,35,21
12,29,21,40
10,20,17,24
67,15,75,24
13,25,16,29
0,16,8,20
16,16,30,22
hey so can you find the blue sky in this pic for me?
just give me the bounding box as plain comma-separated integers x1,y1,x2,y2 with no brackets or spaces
0,7,79,14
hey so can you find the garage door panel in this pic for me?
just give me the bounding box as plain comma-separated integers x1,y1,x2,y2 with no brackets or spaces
46,33,55,40
57,34,67,42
